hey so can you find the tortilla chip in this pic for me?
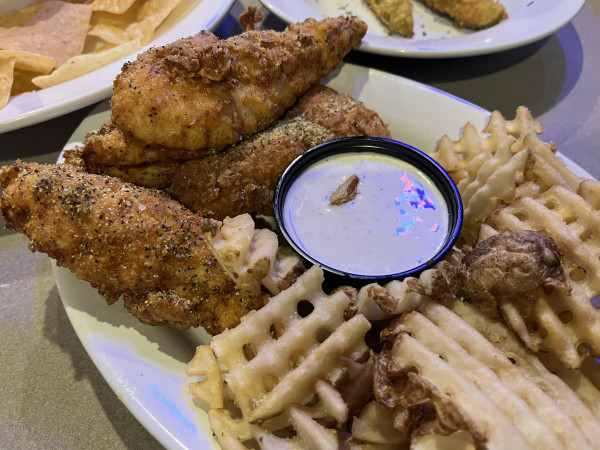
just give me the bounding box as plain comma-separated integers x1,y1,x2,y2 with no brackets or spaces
32,38,142,88
0,57,15,108
11,69,38,95
88,0,137,14
0,49,54,73
0,1,92,67
88,0,182,45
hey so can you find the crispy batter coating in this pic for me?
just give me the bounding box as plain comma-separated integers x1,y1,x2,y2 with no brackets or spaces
0,162,267,335
420,0,507,29
166,85,391,219
166,117,335,220
69,85,391,213
286,85,391,138
76,121,212,167
110,16,367,151
64,146,181,190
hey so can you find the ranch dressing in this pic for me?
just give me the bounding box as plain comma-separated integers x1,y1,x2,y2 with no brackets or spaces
282,152,449,276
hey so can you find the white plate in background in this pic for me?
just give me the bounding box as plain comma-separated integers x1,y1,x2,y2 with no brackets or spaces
258,0,586,58
0,0,235,134
54,62,592,450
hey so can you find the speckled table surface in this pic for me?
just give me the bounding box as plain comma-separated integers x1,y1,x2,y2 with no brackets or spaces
1,0,599,448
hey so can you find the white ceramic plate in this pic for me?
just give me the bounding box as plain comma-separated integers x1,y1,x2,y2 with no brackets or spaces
258,0,585,58
54,63,592,450
0,0,235,133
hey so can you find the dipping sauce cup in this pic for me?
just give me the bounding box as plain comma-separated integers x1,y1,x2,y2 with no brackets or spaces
274,136,462,286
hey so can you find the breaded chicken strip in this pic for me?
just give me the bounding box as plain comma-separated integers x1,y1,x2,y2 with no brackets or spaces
420,0,507,29
74,121,212,167
110,16,367,151
166,117,335,220
166,85,391,219
66,85,391,197
285,85,391,138
0,162,268,335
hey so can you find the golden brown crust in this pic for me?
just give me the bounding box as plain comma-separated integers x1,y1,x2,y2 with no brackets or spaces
110,17,367,151
287,85,391,139
71,85,391,196
164,85,391,219
0,161,267,334
365,0,414,37
166,117,335,219
77,121,213,167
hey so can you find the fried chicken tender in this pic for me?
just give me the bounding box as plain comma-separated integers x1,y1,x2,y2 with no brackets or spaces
67,85,391,210
110,16,367,152
166,85,391,219
285,85,391,138
420,0,507,29
0,162,268,335
73,121,212,167
166,117,335,220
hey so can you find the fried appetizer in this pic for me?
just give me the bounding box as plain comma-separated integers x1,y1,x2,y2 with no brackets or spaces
73,120,213,167
167,85,391,219
419,0,507,29
110,16,367,152
285,85,391,139
0,162,268,335
167,117,335,220
66,85,391,196
365,0,414,37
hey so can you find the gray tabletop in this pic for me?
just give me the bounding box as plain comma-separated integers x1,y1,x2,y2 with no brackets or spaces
1,0,599,448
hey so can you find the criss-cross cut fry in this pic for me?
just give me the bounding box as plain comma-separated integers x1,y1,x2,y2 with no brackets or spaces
429,107,590,244
350,260,462,321
480,184,600,367
374,299,600,449
202,213,305,295
444,299,600,442
186,265,388,448
431,107,542,186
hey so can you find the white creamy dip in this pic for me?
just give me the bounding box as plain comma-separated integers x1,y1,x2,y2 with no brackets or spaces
282,152,449,276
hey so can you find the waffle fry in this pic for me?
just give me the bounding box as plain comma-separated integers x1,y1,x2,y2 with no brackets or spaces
430,106,600,368
374,299,599,449
459,144,529,241
479,185,600,368
350,401,407,445
351,259,462,321
187,265,381,448
431,107,542,186
445,299,600,443
202,213,305,295
430,107,569,243
537,352,600,419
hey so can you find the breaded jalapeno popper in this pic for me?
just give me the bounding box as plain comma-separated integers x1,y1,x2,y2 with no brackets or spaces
0,162,268,335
